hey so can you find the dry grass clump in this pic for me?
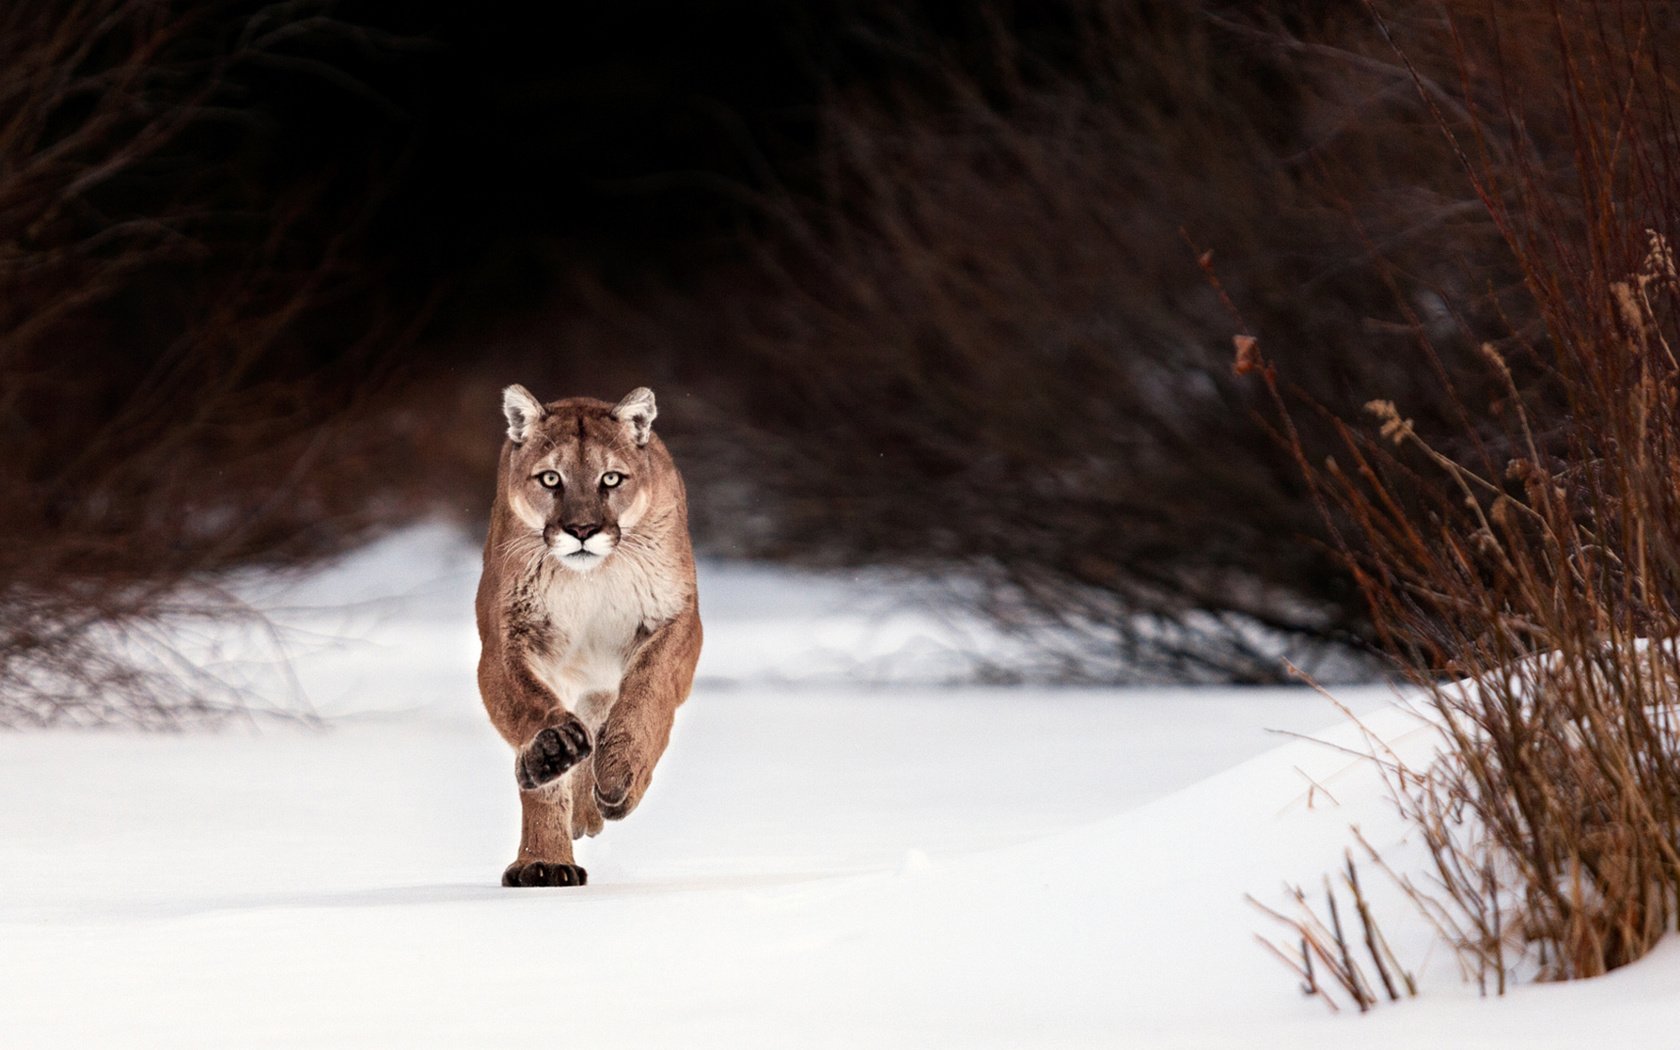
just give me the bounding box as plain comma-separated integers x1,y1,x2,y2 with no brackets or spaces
1251,1,1680,997
1346,299,1680,983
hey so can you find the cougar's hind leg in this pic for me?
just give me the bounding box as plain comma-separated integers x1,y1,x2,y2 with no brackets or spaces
564,689,611,839
502,778,588,887
569,763,605,840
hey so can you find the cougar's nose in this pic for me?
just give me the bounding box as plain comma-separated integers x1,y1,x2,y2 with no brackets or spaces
562,522,601,541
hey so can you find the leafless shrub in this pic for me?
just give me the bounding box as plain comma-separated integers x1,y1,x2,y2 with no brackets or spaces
662,1,1525,682
0,0,427,726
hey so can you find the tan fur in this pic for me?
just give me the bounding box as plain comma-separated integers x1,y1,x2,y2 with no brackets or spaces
475,387,702,887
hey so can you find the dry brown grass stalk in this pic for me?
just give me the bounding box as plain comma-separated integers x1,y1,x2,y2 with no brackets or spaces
1250,852,1417,1013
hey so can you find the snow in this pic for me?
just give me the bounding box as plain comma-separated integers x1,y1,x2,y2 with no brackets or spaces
3,524,1678,1047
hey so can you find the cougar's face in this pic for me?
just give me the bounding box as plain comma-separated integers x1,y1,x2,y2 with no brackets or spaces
508,408,649,574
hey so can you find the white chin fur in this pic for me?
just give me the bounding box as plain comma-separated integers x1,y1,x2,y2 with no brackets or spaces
550,533,616,572
557,552,606,573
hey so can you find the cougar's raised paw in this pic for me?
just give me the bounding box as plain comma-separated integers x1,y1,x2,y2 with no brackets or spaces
594,786,636,821
592,763,646,821
501,861,588,888
590,729,649,821
516,720,592,790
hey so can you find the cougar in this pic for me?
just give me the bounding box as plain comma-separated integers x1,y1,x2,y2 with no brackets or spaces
475,385,702,887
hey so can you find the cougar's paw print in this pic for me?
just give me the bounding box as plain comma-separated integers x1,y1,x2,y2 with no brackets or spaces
516,719,592,790
501,861,588,888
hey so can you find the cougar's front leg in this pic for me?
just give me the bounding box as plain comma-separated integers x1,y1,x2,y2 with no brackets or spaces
503,780,587,887
481,639,592,886
592,598,702,821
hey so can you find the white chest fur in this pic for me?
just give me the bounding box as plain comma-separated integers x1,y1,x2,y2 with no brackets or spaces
530,546,687,730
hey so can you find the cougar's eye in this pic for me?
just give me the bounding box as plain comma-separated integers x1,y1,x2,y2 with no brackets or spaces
537,470,561,490
602,471,624,488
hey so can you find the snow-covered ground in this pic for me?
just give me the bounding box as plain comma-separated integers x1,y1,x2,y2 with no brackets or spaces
3,525,1677,1047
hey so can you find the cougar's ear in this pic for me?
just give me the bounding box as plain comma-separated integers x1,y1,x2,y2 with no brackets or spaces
502,384,545,444
612,387,657,447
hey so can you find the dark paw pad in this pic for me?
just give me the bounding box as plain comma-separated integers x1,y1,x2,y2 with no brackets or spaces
516,721,592,790
501,861,588,887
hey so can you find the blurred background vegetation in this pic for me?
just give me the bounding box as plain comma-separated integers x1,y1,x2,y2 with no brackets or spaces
1,0,1653,718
